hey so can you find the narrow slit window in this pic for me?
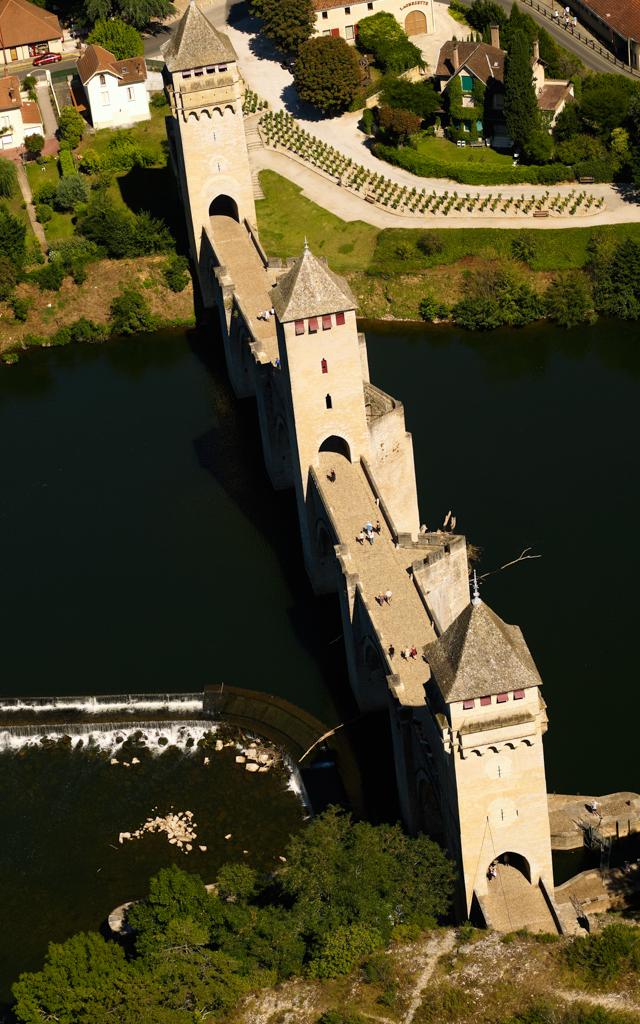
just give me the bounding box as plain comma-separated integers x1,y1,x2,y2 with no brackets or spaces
335,311,345,325
294,319,304,335
325,394,332,409
321,358,328,373
462,699,474,710
308,317,318,333
322,314,332,330
496,693,508,703
480,695,491,706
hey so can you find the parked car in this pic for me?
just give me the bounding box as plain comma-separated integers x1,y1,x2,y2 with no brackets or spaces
32,52,62,66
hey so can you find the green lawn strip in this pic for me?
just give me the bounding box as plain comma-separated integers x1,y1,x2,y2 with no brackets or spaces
26,158,60,194
257,170,640,275
256,170,378,272
43,210,75,242
412,136,514,168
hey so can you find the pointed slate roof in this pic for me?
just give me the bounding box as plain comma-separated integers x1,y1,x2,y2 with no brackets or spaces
161,0,236,72
272,245,357,322
425,600,542,703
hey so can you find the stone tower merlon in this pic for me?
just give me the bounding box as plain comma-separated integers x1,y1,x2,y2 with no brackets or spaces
161,0,257,261
423,596,554,918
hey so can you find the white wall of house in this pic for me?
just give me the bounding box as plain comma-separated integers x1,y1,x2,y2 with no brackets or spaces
84,71,150,129
314,0,434,42
0,105,25,148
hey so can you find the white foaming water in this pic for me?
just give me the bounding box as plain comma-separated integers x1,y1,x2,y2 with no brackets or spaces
0,721,216,753
0,694,204,716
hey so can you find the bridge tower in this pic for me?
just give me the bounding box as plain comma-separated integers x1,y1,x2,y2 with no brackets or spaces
271,243,374,588
417,585,556,928
162,0,256,264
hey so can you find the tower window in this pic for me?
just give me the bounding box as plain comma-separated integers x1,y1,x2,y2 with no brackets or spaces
335,311,345,325
480,695,491,706
308,317,318,333
322,9,328,16
496,693,508,703
367,2,373,8
462,699,474,710
513,689,525,700
321,358,328,373
183,70,192,78
322,314,332,330
99,73,106,85
294,319,304,335
345,6,351,12
218,65,227,72
325,394,332,409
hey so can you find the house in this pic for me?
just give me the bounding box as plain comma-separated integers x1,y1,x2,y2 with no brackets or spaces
313,0,434,44
76,43,150,130
566,0,639,69
435,27,573,146
0,74,43,150
0,0,62,64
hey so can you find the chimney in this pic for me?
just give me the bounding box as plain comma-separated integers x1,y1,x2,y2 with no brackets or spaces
452,42,460,70
532,37,540,61
490,23,500,48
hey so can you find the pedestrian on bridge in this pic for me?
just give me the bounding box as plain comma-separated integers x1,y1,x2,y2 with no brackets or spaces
356,531,365,545
384,591,392,604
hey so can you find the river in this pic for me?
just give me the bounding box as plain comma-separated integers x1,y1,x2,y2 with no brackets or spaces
0,320,638,998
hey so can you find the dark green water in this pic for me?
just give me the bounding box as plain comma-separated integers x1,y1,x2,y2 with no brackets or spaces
1,321,639,997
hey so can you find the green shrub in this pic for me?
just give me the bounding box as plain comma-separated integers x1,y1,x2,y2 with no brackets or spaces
373,141,573,185
417,231,444,256
24,332,48,347
308,924,383,978
361,950,396,986
32,261,65,291
0,156,18,198
419,292,449,321
357,12,423,73
110,287,157,335
545,271,596,327
24,133,44,158
150,90,169,110
58,149,76,177
78,148,102,175
34,182,57,206
163,253,190,292
0,255,17,300
53,318,109,346
35,202,53,224
415,982,471,1023
360,107,375,136
453,266,544,329
0,202,27,270
564,923,640,984
58,107,85,149
10,295,29,321
511,232,537,264
317,1012,367,1024
54,174,88,211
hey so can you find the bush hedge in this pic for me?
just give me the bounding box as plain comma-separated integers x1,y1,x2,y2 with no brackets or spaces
59,149,76,177
372,141,574,185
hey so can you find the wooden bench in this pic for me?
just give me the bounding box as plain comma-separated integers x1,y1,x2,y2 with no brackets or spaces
578,176,595,184
533,210,550,218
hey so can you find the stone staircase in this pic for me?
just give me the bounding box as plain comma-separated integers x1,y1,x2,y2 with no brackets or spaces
244,117,265,200
480,865,559,934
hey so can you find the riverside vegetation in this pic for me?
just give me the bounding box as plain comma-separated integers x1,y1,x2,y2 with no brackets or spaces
255,170,640,329
9,808,640,1023
0,99,194,365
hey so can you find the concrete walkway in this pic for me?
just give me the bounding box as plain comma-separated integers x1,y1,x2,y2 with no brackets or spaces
317,451,435,706
483,864,558,933
36,80,59,140
15,161,47,253
253,145,640,229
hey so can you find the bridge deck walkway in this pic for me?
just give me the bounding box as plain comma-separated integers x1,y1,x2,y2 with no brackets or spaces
209,215,279,363
317,451,436,706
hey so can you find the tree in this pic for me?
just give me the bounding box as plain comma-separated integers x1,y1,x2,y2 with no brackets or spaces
579,74,640,137
110,287,157,335
24,133,44,158
503,30,539,157
12,932,132,1024
294,36,361,115
54,174,89,211
378,77,439,120
77,193,136,256
308,923,383,978
0,254,17,300
0,156,17,198
85,0,175,29
0,202,27,270
87,17,143,58
279,806,455,943
545,271,595,327
262,0,314,54
378,105,421,145
357,12,422,73
465,0,508,32
58,106,85,149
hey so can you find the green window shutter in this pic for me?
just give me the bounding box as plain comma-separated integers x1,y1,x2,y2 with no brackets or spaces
461,74,473,91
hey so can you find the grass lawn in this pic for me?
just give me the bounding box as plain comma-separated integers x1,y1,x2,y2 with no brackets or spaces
26,158,60,195
78,102,169,163
413,136,515,168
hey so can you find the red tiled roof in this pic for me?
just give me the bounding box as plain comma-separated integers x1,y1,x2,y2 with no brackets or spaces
0,0,60,47
0,74,21,112
77,43,147,87
436,41,505,83
578,0,640,41
537,82,572,110
21,98,42,124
